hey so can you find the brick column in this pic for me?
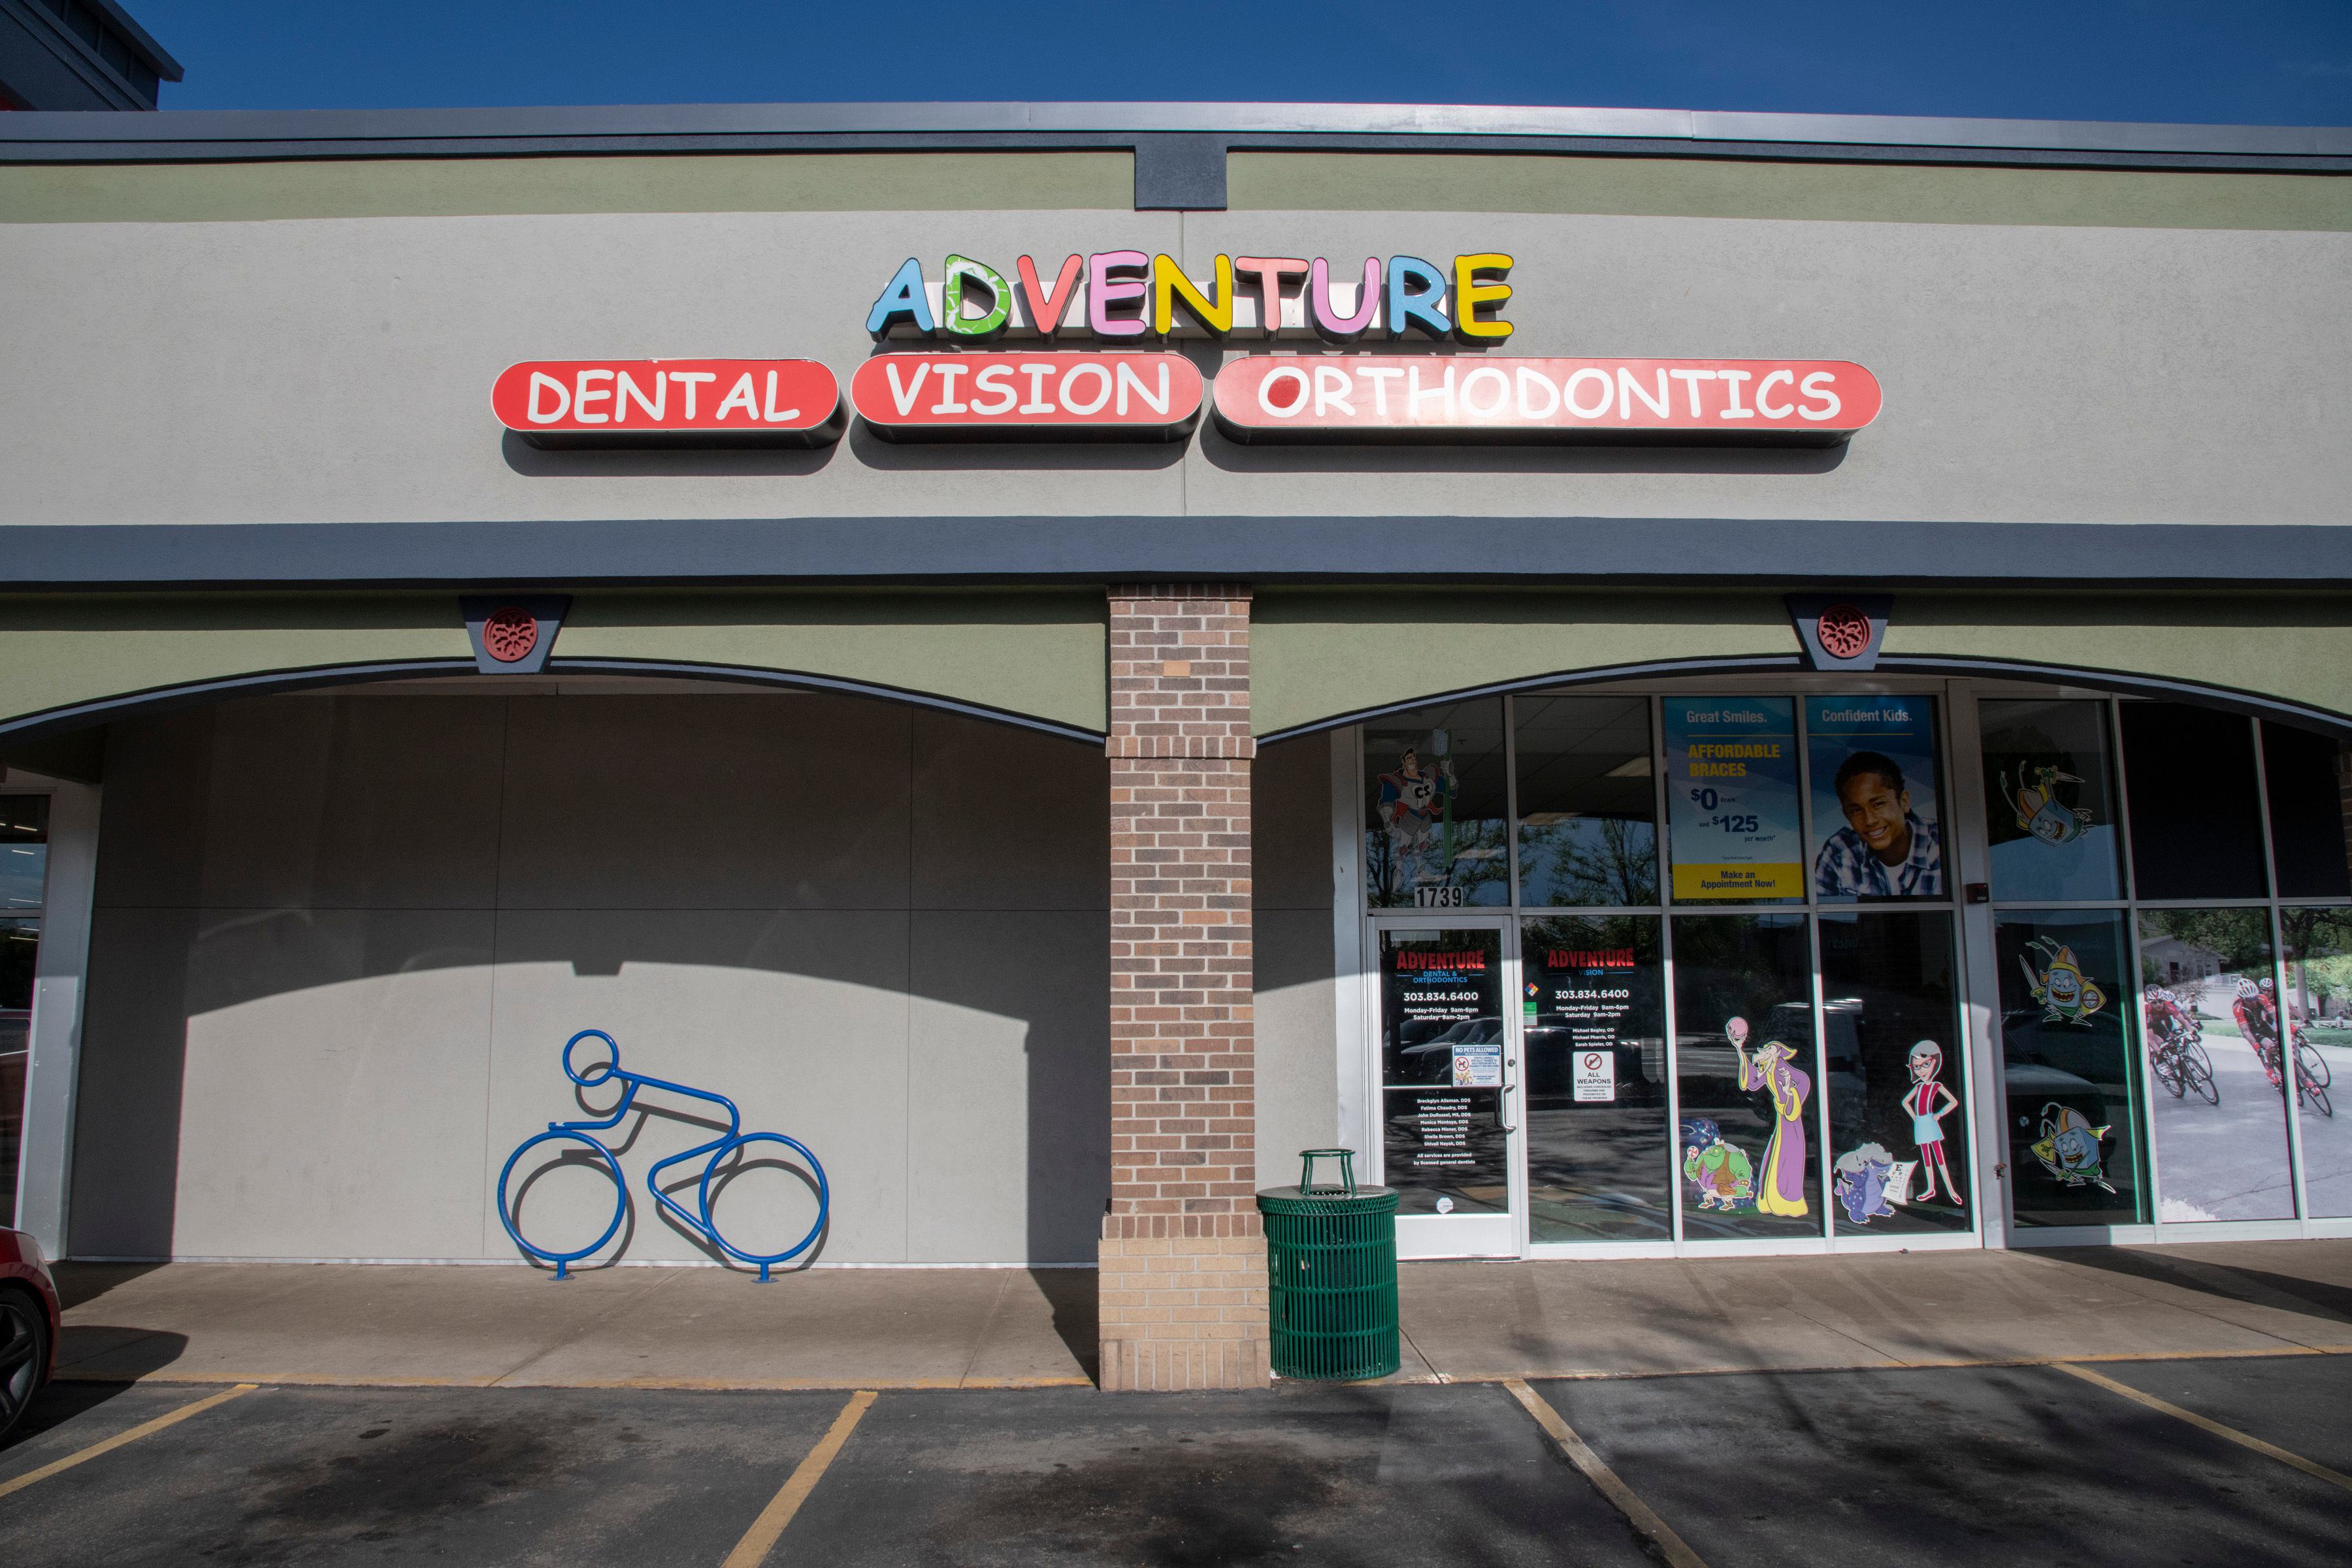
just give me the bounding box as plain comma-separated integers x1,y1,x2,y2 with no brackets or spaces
1098,583,1268,1391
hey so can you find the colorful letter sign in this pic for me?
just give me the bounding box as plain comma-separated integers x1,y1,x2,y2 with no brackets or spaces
491,359,844,447
1213,357,1880,444
847,351,1203,440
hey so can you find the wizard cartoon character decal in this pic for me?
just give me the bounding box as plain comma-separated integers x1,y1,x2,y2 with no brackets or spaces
2031,1103,2117,1193
2021,938,2108,1025
2005,764,2095,845
1680,1117,1755,1210
1731,1016,1812,1218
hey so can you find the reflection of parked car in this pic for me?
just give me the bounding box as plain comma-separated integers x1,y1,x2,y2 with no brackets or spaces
1399,1017,1502,1085
0,1223,60,1443
2001,1008,2129,1092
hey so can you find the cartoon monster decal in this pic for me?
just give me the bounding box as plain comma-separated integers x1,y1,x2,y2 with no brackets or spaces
1834,1143,1901,1225
2031,1103,2117,1193
1680,1118,1755,1211
2021,938,2108,1025
2004,764,2095,846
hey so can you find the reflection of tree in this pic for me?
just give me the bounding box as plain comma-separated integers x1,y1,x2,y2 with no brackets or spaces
1533,817,1657,905
2138,907,2271,985
2281,907,2352,1019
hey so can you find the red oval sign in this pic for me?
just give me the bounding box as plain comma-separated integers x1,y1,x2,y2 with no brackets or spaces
851,351,1203,440
491,359,843,447
1213,355,1880,444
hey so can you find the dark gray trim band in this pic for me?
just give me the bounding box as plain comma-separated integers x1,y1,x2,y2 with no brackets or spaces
5,99,2347,175
0,657,1105,747
1254,653,2352,744
6,517,2352,591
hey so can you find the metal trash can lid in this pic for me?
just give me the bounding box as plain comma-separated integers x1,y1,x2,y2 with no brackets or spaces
1256,1184,1399,1213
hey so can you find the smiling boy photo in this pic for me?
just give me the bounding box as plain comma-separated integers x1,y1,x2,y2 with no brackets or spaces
1813,749,1944,898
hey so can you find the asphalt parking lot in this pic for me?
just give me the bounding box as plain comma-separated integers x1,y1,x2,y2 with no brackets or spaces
3,1355,2348,1566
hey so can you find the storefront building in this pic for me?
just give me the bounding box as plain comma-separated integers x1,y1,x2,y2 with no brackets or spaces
3,102,2350,1388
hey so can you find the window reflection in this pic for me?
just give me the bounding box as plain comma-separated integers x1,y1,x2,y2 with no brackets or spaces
2119,704,2268,901
1521,915,1669,1241
1671,913,1820,1239
1820,911,1969,1235
1979,699,2122,902
1514,697,1658,906
1994,911,2148,1228
2262,724,2352,900
2136,908,2293,1222
2279,907,2352,1218
1364,702,1509,908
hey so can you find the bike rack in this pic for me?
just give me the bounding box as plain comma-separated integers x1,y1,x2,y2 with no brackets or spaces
497,1030,830,1281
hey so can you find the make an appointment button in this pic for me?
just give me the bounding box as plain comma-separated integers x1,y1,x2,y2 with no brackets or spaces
1671,863,1804,899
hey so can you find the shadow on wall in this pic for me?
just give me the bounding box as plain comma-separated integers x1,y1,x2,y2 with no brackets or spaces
1194,417,1850,476
65,689,1114,1271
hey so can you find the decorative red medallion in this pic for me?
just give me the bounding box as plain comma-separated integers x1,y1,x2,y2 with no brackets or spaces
1816,604,1872,661
482,606,540,663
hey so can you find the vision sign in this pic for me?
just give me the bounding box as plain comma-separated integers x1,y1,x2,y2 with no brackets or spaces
847,351,1202,440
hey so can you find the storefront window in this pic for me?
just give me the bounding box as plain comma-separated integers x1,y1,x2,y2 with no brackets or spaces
1993,910,2148,1228
1513,696,1657,906
2119,704,2269,901
0,795,46,1228
1364,702,1509,908
1663,696,1805,906
2261,725,2352,900
1805,695,1947,903
2136,909,2294,1222
1378,927,1509,1215
1820,911,1968,1235
1979,698,2122,902
2278,907,2351,1217
1671,913,1820,1239
1520,915,1668,1241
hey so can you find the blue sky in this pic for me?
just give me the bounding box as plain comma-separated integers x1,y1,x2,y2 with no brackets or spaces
135,1,2352,125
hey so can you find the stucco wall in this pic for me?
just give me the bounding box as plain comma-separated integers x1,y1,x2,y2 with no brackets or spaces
69,688,1116,1265
2,176,2347,531
1252,736,1339,1189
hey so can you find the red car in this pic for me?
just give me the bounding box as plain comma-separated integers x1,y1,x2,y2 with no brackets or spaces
1,1225,60,1443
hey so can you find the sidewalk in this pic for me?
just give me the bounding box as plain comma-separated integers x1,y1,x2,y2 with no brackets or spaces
49,1241,2352,1391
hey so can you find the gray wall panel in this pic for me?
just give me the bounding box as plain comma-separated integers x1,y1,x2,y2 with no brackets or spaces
494,693,913,911
1,209,2345,531
1253,736,1339,1188
65,689,1119,1264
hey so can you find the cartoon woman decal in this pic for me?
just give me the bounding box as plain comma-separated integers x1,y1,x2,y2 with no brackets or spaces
1729,1016,1810,1218
1903,1040,1963,1207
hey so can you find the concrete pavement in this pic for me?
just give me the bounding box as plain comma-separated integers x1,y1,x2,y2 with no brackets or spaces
44,1239,2352,1391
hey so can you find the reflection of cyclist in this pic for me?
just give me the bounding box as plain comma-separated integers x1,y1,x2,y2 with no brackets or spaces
2236,977,2286,1088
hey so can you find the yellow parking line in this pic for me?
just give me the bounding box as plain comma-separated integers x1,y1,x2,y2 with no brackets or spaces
2055,1362,2352,1495
721,1389,877,1567
1503,1378,1708,1568
0,1382,259,1501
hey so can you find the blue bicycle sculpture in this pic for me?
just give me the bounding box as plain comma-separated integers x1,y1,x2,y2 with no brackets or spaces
497,1030,829,1281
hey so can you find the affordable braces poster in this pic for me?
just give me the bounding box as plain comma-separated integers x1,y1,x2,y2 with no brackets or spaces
1665,697,1805,900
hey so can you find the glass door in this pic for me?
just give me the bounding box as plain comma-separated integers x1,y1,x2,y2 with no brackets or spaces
1373,919,1525,1257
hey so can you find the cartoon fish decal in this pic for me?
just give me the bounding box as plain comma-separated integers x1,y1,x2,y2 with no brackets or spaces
2022,938,2108,1024
2005,765,2095,845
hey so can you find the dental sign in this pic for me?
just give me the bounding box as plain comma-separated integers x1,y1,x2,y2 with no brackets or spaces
491,249,1880,447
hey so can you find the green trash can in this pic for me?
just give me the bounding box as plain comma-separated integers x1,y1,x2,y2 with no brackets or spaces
1258,1149,1399,1381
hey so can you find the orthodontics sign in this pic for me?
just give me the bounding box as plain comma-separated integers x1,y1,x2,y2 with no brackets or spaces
489,246,1881,448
